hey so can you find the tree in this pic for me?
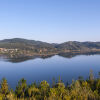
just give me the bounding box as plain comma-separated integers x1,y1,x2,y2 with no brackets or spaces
58,76,62,83
55,79,66,99
26,83,40,99
98,72,100,79
78,76,84,81
89,70,94,81
39,81,50,99
0,78,9,98
48,88,57,100
96,80,100,94
15,78,27,98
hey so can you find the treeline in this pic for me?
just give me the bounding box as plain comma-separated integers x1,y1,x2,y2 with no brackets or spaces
1,38,100,54
0,71,100,100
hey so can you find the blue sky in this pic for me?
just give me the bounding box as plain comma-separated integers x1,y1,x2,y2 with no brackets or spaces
0,0,100,43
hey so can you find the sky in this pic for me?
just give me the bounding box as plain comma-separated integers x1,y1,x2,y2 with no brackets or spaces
0,0,100,43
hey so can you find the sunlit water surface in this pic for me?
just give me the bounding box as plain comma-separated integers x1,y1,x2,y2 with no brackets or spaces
0,55,100,89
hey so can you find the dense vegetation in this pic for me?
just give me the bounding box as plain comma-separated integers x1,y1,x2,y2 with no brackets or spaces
0,71,100,100
0,38,56,53
0,38,100,55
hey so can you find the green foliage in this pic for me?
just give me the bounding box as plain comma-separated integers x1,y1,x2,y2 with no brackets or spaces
0,78,9,97
0,72,100,100
15,78,27,98
39,81,50,99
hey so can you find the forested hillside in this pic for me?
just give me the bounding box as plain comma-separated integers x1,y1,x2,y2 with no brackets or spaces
0,38,100,58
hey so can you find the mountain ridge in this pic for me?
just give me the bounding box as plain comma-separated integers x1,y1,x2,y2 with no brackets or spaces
0,38,100,44
0,38,100,50
0,38,100,58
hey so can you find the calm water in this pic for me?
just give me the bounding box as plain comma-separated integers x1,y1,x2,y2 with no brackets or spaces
0,54,100,89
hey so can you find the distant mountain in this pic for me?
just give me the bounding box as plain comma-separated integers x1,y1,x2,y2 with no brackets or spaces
0,38,100,58
0,38,55,51
56,41,100,50
0,38,51,46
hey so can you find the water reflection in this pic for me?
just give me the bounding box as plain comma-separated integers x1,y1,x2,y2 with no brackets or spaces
1,52,100,63
0,53,100,89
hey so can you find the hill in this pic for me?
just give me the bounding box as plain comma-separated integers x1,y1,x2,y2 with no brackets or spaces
0,38,100,58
